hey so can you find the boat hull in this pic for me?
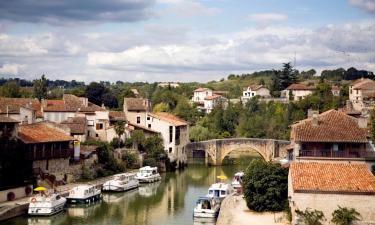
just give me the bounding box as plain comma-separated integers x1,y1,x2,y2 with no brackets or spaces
28,202,65,216
193,210,219,218
136,175,161,183
102,183,139,192
66,193,102,204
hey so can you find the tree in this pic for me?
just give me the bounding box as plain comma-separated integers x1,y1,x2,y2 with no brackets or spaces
189,125,213,142
33,75,48,101
331,206,361,225
114,121,125,139
102,92,118,108
131,130,146,150
85,82,107,106
296,209,326,225
144,135,165,159
153,102,170,112
1,80,20,97
242,159,288,212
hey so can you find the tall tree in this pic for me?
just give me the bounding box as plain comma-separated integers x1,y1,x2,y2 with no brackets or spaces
33,75,48,101
85,82,107,106
1,80,21,97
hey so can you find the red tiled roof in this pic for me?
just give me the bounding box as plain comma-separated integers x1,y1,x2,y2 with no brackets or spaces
43,95,105,112
204,94,223,100
246,85,265,91
286,83,315,90
18,122,75,144
290,162,375,194
194,87,211,92
352,79,375,90
148,112,188,126
0,98,42,117
0,115,19,123
291,109,368,143
123,98,149,111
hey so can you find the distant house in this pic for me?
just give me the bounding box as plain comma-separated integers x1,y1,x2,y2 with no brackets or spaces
241,85,270,102
0,97,42,122
349,78,375,111
147,112,189,165
192,87,213,104
123,98,151,126
158,82,180,88
331,85,340,96
283,83,314,101
61,117,87,142
203,94,227,114
289,162,375,224
289,109,373,163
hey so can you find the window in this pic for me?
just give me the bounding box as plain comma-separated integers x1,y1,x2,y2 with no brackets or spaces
356,90,359,94
147,117,150,120
87,120,94,126
175,126,180,145
96,123,103,130
333,144,339,151
148,124,151,128
137,116,141,124
169,126,173,143
96,134,99,137
87,130,90,137
169,147,172,153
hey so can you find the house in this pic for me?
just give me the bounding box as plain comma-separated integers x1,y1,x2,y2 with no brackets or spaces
192,87,213,104
61,117,87,142
203,94,227,114
349,78,375,111
289,109,373,163
123,98,151,126
158,82,180,88
0,97,42,122
331,85,340,96
283,83,314,101
289,162,375,224
0,115,19,142
241,85,271,102
147,112,189,165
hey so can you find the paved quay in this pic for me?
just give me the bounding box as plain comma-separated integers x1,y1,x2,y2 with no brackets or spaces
216,194,288,225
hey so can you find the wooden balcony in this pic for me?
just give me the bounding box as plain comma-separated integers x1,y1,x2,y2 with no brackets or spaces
299,149,375,159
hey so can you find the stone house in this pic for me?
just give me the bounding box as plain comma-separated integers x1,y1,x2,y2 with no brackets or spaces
288,109,375,165
0,97,43,122
349,78,375,111
289,162,375,224
123,98,151,126
283,83,314,101
203,94,227,114
241,85,271,103
147,112,189,165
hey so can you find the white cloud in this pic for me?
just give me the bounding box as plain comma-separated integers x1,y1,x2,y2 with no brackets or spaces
158,0,221,17
350,0,375,13
248,13,288,27
0,63,24,75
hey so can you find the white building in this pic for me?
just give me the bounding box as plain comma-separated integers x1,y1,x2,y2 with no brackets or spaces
331,85,340,96
241,85,270,102
203,95,227,114
192,87,213,104
146,112,189,165
283,83,314,101
349,78,375,111
158,82,180,88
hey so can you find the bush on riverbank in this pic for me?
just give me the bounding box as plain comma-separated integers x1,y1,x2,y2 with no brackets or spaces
242,159,288,212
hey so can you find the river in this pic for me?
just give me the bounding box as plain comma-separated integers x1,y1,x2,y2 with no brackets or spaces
2,160,248,225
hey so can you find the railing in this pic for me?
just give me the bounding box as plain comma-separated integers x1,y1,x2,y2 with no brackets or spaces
299,149,375,158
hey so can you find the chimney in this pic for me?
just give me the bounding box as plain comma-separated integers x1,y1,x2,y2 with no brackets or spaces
308,109,319,118
312,113,319,127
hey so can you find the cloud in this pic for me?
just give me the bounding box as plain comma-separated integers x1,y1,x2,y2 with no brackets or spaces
158,0,221,17
0,0,155,25
248,13,288,26
0,63,24,75
350,0,375,13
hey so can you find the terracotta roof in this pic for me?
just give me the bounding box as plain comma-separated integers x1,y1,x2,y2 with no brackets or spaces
352,79,375,90
291,109,368,143
194,87,211,92
124,98,149,111
43,95,105,112
0,115,19,123
286,83,315,90
290,162,375,194
246,85,265,91
148,112,188,126
61,117,86,134
109,111,127,121
0,98,42,117
204,94,224,100
18,122,75,144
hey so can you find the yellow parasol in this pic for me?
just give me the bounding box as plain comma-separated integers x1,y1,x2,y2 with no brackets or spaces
217,175,227,180
33,187,47,192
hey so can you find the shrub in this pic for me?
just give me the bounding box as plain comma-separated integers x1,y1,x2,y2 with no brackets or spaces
110,138,124,149
122,151,139,169
242,159,288,212
143,158,157,167
296,208,325,225
124,138,133,148
331,206,361,225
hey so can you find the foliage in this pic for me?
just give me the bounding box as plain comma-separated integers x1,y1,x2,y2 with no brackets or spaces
296,209,326,225
85,82,118,108
96,142,125,174
144,135,165,159
114,121,125,138
153,102,170,112
242,159,288,212
110,138,124,149
331,206,361,225
174,97,202,123
122,151,139,169
189,125,214,142
143,158,158,167
124,138,133,148
33,75,48,101
1,80,21,97
131,130,146,150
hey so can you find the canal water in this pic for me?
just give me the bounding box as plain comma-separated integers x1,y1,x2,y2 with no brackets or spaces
2,160,248,225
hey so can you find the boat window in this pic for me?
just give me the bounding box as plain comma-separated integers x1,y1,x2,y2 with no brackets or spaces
56,195,60,200
221,190,226,195
214,190,220,197
209,190,213,195
201,200,211,209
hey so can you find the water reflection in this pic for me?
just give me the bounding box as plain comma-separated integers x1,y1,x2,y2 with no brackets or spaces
5,162,245,225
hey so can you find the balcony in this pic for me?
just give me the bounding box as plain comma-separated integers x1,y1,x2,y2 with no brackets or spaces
299,149,375,159
26,148,74,161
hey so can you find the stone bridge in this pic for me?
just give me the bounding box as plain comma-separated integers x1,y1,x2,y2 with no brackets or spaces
186,138,291,165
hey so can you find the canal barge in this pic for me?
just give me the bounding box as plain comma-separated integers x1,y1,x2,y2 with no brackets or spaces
28,193,66,216
66,185,102,204
193,196,220,219
102,173,139,192
135,166,161,183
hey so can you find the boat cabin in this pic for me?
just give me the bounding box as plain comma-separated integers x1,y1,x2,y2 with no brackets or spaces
207,183,230,199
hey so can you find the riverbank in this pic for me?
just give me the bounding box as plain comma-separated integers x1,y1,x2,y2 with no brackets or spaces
217,194,288,225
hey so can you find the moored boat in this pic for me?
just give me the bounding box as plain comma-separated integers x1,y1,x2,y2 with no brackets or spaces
135,166,161,183
206,182,233,200
102,173,139,192
28,193,66,216
66,185,102,204
231,171,244,190
193,196,220,219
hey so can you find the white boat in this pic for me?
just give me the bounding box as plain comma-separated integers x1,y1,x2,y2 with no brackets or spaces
206,182,233,200
28,193,66,216
102,173,139,192
66,185,102,204
135,166,161,183
231,171,244,190
193,196,220,218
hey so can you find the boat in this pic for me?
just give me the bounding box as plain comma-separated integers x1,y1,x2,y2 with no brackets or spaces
66,185,102,204
135,166,161,183
28,193,66,216
231,171,244,190
193,196,220,219
102,173,139,192
206,182,233,200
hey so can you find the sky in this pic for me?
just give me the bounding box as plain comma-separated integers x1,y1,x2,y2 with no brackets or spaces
0,0,374,83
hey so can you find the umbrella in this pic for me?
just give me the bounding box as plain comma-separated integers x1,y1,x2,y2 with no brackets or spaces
34,187,47,191
217,175,227,180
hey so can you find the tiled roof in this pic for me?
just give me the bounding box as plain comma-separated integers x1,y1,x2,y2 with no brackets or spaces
128,122,159,134
246,85,265,91
18,122,75,144
194,87,211,92
61,117,86,134
43,95,105,112
0,98,42,117
124,98,149,111
352,79,375,90
291,109,368,143
109,111,127,121
290,162,375,194
0,115,19,123
148,112,188,126
286,83,315,90
204,94,223,100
